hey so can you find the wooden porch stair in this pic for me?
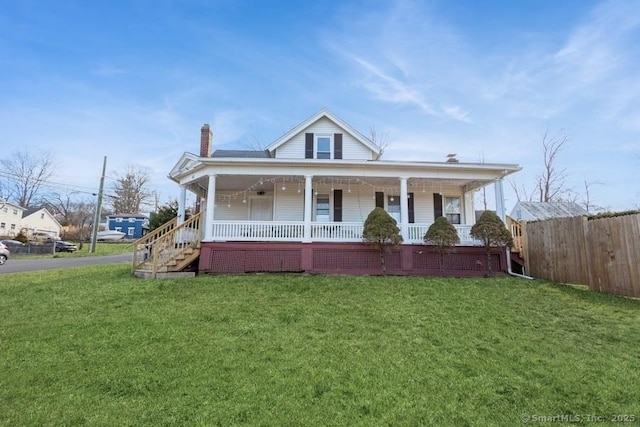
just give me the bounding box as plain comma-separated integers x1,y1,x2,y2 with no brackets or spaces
132,212,202,279
506,215,526,274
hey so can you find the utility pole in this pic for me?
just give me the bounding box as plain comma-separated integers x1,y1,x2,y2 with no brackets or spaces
90,156,107,254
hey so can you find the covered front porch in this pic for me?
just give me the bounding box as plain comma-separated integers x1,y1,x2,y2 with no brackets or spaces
139,154,521,277
175,169,510,245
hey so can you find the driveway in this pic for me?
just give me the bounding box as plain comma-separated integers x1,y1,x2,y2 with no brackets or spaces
0,253,132,274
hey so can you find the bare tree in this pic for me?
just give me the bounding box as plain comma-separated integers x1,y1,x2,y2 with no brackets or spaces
536,130,569,202
509,130,569,202
369,125,393,160
0,150,55,208
579,180,603,214
43,191,79,226
110,166,152,214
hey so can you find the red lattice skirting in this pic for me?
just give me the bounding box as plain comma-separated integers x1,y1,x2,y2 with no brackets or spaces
199,242,506,276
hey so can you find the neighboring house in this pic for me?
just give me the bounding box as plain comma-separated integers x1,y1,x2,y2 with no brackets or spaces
0,201,26,237
153,109,522,276
107,213,148,239
510,201,587,221
21,207,62,239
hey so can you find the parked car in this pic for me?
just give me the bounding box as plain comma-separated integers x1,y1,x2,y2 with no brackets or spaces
1,239,25,246
31,231,61,242
0,242,9,265
55,241,78,252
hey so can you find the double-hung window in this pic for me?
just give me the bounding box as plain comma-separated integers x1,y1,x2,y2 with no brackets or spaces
387,195,401,223
315,194,330,222
444,196,461,224
316,136,331,159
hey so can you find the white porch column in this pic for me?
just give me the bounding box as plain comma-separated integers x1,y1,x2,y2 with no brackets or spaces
177,185,187,226
494,178,506,222
463,191,475,224
399,177,409,242
303,175,313,242
204,174,216,241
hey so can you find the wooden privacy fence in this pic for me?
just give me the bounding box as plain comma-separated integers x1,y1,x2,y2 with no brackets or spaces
523,213,640,297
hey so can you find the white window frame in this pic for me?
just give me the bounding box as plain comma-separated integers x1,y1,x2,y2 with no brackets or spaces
13,209,18,215
128,218,136,223
115,227,122,232
0,222,5,229
315,135,333,159
127,227,135,236
315,193,330,222
444,196,462,224
115,218,122,222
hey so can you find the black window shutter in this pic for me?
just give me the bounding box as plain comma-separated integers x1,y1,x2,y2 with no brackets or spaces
334,133,343,159
305,133,314,159
375,192,384,209
433,193,443,219
333,189,343,222
408,192,415,223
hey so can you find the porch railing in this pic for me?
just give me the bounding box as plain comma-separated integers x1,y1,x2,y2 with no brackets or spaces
211,221,305,241
406,224,477,244
208,221,480,245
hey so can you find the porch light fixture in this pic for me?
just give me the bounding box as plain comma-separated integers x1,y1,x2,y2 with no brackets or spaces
390,196,395,201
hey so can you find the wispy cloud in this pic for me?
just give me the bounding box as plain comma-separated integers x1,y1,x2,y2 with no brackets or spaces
346,54,437,116
442,105,471,123
92,63,127,77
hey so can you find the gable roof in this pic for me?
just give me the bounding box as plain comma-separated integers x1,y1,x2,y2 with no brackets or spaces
0,201,26,211
21,207,63,228
265,109,381,155
107,213,148,219
511,201,587,221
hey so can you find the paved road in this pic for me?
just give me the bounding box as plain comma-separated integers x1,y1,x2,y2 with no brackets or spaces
0,253,132,274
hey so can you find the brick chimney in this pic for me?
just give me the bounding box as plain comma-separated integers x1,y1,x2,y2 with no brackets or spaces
200,123,213,157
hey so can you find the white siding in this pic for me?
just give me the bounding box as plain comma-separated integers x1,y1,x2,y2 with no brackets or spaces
213,191,252,220
341,184,376,222
274,187,304,221
274,117,375,160
213,185,471,224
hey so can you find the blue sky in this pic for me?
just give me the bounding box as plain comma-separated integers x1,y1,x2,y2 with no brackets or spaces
1,0,639,212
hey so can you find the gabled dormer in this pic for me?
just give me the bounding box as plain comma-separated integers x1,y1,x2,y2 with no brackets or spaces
265,109,382,160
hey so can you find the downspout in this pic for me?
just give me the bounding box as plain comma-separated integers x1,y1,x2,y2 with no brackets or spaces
505,248,534,279
494,177,533,279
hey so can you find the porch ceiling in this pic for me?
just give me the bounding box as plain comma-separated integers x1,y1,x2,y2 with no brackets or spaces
191,175,495,193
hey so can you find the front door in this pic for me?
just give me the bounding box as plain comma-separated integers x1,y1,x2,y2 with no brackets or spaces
250,197,273,221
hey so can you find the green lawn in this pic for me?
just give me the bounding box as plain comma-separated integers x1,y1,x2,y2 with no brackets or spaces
1,266,639,426
13,242,132,259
